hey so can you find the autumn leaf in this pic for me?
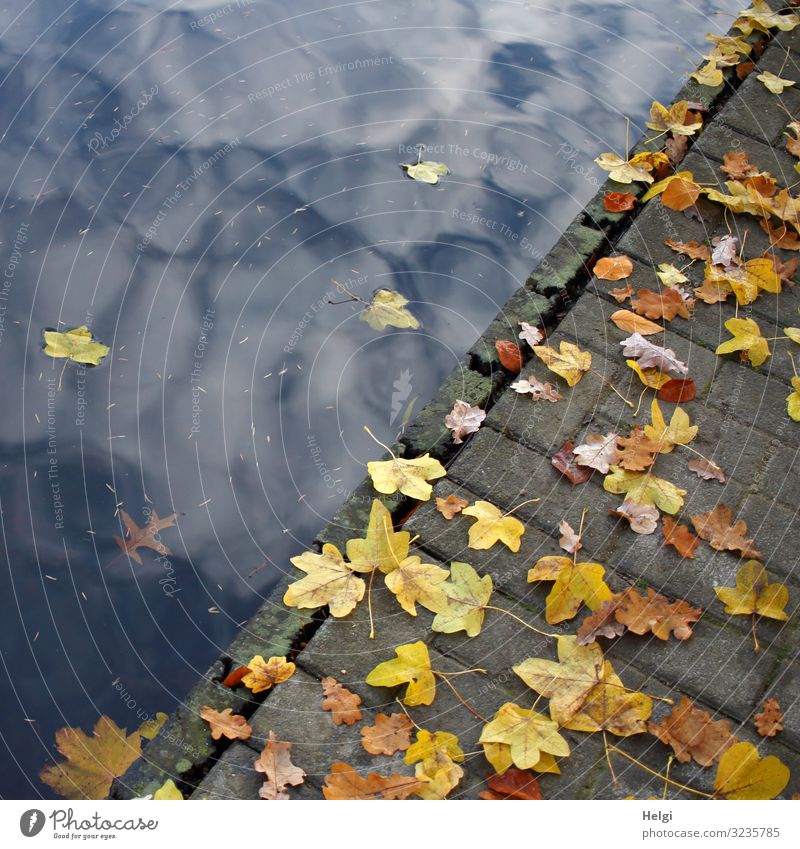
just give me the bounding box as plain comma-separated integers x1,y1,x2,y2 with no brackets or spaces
687,458,726,482
594,153,655,184
385,555,450,615
575,602,627,645
608,284,635,302
528,555,613,624
736,1,800,34
691,504,762,558
757,71,795,94
788,376,800,421
532,341,592,386
603,191,636,212
255,732,306,799
359,289,420,331
786,120,800,158
436,494,469,520
479,703,570,770
656,263,689,287
706,258,780,306
662,516,699,559
510,375,563,401
692,61,723,87
518,321,544,347
644,399,698,454
113,509,177,565
514,636,652,735
631,288,692,321
617,426,659,471
626,359,671,390
713,742,789,800
610,500,660,534
495,340,524,372
445,400,486,443
462,501,525,551
432,561,493,636
612,587,702,640
714,318,770,367
405,729,465,800
593,255,633,280
240,655,295,695
664,134,689,166
221,666,250,688
138,712,168,740
322,762,422,799
153,779,183,800
346,498,409,574
43,325,110,365
721,150,759,180
572,432,621,474
405,729,464,767
39,716,142,800
552,439,592,485
662,177,702,211
610,309,664,336
665,239,710,261
648,697,737,766
479,770,542,800
645,101,702,136
714,561,788,621
620,333,688,375
365,641,436,706
558,519,583,555
199,706,252,741
755,698,784,737
658,378,696,403
360,713,414,755
367,453,446,500
402,159,449,185
604,466,686,514
284,544,365,618
321,677,363,726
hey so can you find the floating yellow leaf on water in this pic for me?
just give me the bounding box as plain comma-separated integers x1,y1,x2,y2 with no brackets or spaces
402,159,449,184
462,501,525,552
359,289,420,331
365,641,436,706
432,561,493,636
479,703,570,770
43,325,110,365
532,341,592,386
527,555,613,624
715,317,770,366
367,453,446,500
603,466,686,514
714,561,789,622
713,741,790,800
594,153,654,184
757,71,796,94
644,399,698,454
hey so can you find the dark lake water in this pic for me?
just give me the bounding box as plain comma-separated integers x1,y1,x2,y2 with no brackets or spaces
0,0,740,797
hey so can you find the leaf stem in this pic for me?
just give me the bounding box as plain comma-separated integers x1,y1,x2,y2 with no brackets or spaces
363,425,397,460
503,497,541,517
367,566,377,640
752,612,761,654
606,745,713,798
590,368,634,408
573,508,588,566
603,731,619,787
395,698,424,731
678,442,722,472
483,605,560,639
433,671,488,722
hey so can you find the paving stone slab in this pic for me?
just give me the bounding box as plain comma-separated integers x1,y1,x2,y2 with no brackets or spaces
525,221,609,298
761,651,800,754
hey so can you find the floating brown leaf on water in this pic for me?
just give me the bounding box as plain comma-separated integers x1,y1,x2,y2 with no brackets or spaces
445,400,486,444
495,340,523,372
649,697,737,766
664,239,710,261
551,440,592,485
114,509,178,565
603,191,636,212
687,458,726,483
360,713,414,755
662,516,699,559
658,378,696,402
691,504,762,558
755,698,784,737
435,494,469,520
479,770,543,800
321,677,363,726
255,732,307,800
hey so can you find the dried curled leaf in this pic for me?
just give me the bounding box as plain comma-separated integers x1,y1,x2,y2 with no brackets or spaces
519,321,544,347
436,494,469,520
572,432,621,474
321,677,363,725
323,762,422,799
445,399,486,444
510,375,563,401
755,698,784,737
199,706,252,741
558,519,582,555
690,504,762,558
687,458,726,482
255,732,306,799
620,333,688,375
648,697,737,766
361,713,414,755
610,500,660,534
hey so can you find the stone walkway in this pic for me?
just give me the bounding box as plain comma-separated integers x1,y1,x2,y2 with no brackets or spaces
114,8,800,800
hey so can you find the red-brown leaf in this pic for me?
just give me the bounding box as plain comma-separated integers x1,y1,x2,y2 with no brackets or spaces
479,770,542,800
551,440,591,485
658,378,696,402
603,192,636,213
222,666,250,688
495,340,523,373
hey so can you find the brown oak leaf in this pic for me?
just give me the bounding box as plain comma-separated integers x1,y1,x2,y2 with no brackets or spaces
665,239,710,261
255,731,306,799
113,509,177,565
551,440,591,485
436,494,469,520
321,677,363,726
687,458,726,483
632,287,692,321
360,713,414,755
648,697,737,766
445,400,486,444
199,706,252,741
608,283,635,302
576,602,627,645
690,504,762,559
720,150,759,180
620,333,688,375
754,698,784,737
760,218,800,251
617,425,659,471
479,770,543,800
615,587,701,640
322,761,422,799
662,516,699,559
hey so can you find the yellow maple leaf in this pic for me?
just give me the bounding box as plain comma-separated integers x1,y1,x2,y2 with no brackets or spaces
514,636,652,736
736,0,799,33
708,259,780,305
284,544,365,617
367,454,446,501
432,561,493,636
153,779,183,800
527,555,614,624
645,101,702,136
757,71,796,94
691,61,723,87
39,716,142,799
641,171,699,203
405,729,465,800
603,466,686,514
365,641,436,706
787,376,800,421
626,359,671,389
346,499,409,574
241,655,296,694
43,325,110,366
715,317,770,366
714,561,789,622
713,742,790,800
644,399,698,454
532,341,592,386
405,729,464,766
594,153,655,184
482,741,560,775
462,501,525,551
385,555,450,616
479,703,570,770
359,289,420,330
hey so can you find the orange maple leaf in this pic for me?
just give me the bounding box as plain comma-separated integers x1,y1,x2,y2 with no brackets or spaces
649,697,738,766
690,504,762,559
199,706,252,741
322,762,422,799
360,713,414,755
321,677,363,726
254,731,306,799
